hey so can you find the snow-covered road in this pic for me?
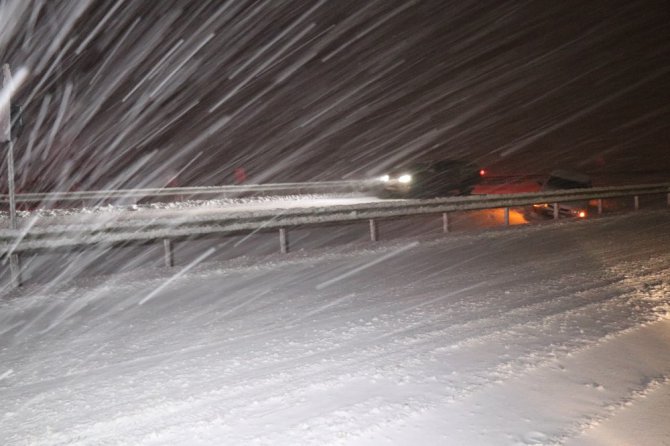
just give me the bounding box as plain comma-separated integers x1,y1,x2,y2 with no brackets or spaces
1,210,670,445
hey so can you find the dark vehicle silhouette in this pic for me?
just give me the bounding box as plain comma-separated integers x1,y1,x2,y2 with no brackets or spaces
528,169,592,219
377,160,482,198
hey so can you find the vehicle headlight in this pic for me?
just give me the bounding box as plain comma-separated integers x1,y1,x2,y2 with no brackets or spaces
398,174,412,183
379,174,390,182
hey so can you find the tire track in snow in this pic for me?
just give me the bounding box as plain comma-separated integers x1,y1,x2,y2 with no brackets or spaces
6,215,667,442
202,262,670,443
4,248,649,393
22,260,669,445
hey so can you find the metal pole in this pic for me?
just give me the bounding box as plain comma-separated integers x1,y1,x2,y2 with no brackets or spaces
503,207,510,226
163,239,174,267
8,252,21,288
667,193,670,207
7,139,16,230
3,64,20,287
553,203,559,220
442,212,450,233
634,195,639,211
279,228,289,253
597,199,603,215
369,219,378,242
7,143,21,287
2,65,16,231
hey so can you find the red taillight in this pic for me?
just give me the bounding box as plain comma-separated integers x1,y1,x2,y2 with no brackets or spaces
479,169,486,176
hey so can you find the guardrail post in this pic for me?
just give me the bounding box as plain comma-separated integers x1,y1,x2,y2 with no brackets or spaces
634,195,639,210
597,199,603,215
163,239,174,267
553,203,559,220
442,212,450,233
279,228,289,253
9,253,21,288
369,219,378,242
503,207,510,226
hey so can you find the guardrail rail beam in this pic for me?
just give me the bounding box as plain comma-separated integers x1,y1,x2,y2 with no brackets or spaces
3,181,670,287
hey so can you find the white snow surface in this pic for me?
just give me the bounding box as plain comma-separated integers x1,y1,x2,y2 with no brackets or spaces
2,210,670,445
3,194,382,224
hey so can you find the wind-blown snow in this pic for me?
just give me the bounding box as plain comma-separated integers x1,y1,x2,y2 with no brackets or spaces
1,210,670,445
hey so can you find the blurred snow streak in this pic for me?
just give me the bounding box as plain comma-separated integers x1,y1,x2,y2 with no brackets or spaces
0,3,668,442
0,0,667,192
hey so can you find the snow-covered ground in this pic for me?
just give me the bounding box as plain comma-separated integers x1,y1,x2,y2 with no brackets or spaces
3,194,384,225
1,210,670,445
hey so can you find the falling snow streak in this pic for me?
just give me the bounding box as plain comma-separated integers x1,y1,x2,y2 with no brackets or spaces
0,0,667,193
0,1,669,442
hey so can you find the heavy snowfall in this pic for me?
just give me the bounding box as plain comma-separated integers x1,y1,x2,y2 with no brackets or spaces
1,0,670,445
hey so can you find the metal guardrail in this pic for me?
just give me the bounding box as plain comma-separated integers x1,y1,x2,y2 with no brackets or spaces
0,180,375,203
2,182,669,250
1,182,669,286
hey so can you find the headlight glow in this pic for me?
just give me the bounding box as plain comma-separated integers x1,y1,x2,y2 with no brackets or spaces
398,174,412,183
379,174,390,182
578,210,586,218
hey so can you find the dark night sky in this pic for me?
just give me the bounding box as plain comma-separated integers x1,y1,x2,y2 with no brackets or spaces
1,0,668,190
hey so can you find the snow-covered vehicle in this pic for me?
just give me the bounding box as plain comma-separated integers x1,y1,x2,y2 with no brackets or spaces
376,160,483,198
528,169,592,219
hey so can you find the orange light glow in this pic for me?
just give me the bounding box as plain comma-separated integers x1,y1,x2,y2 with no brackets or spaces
578,211,586,218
